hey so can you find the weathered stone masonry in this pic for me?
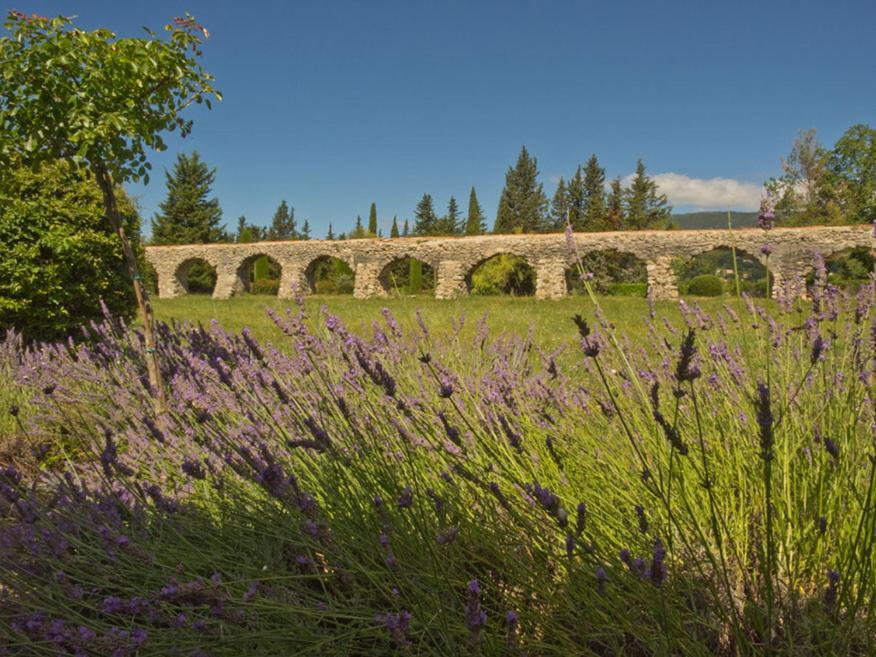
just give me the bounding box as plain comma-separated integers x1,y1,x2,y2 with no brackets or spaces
144,225,874,301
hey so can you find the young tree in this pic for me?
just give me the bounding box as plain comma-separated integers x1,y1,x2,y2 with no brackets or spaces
566,166,586,231
268,200,297,241
582,154,606,231
301,219,311,240
765,129,830,225
151,152,224,244
436,195,460,235
368,202,378,236
624,160,672,230
390,216,400,238
350,215,367,238
403,219,410,237
606,177,625,230
465,186,487,235
326,223,335,240
550,177,569,231
494,146,548,233
825,124,876,224
0,11,220,409
413,194,438,235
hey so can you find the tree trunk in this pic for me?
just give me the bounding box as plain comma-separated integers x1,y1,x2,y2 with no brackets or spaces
93,162,167,412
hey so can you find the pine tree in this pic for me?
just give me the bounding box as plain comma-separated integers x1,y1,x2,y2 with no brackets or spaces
351,215,367,238
494,147,548,233
624,160,672,230
550,177,569,231
301,219,311,240
368,202,378,236
151,151,225,244
403,219,410,237
566,165,586,231
413,194,438,235
465,186,487,235
390,216,400,238
436,195,460,235
268,200,297,241
582,154,606,231
606,177,625,230
326,223,335,240
236,215,247,242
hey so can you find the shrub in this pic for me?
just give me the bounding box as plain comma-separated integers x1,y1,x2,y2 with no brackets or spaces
250,278,280,295
2,279,875,655
0,160,140,341
470,254,535,295
687,273,724,296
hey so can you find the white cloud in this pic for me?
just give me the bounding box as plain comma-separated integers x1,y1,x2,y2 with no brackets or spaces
622,172,763,210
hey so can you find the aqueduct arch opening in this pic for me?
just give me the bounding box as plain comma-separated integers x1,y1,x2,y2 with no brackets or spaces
306,255,355,295
379,257,435,296
174,258,217,295
566,249,648,296
466,254,536,296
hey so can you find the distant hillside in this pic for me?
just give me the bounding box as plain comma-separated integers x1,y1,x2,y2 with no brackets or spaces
670,211,758,230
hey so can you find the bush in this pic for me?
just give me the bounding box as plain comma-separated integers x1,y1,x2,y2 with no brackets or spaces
250,278,280,295
687,274,724,296
3,286,875,655
470,254,535,295
0,160,140,341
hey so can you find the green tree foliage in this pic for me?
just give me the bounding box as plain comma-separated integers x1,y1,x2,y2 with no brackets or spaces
326,223,335,240
151,152,225,244
350,216,367,238
606,177,625,230
465,187,487,235
494,146,548,233
825,124,876,224
765,129,831,225
435,195,460,235
390,216,400,238
301,219,311,240
582,154,607,231
413,194,438,235
566,166,586,231
0,160,140,340
368,202,378,236
268,200,297,241
0,11,219,404
550,177,569,230
402,219,410,237
624,160,671,230
469,255,535,295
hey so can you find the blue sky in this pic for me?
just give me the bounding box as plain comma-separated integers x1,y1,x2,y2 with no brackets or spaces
16,0,876,237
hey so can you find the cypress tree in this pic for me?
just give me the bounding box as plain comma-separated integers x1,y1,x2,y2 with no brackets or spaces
413,194,438,235
236,215,248,242
624,159,672,230
390,216,400,238
494,146,548,233
550,177,569,231
368,202,378,236
582,154,606,231
351,215,366,238
465,186,487,235
151,151,225,244
326,223,335,240
606,177,625,230
403,219,410,237
566,165,586,231
301,219,311,240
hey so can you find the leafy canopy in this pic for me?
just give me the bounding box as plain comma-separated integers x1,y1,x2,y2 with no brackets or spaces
0,11,221,183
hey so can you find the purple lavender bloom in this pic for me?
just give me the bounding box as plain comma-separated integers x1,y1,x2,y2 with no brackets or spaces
756,382,774,460
465,579,487,640
819,515,828,535
438,381,454,398
761,243,773,256
565,533,576,558
823,437,840,460
758,196,775,230
824,569,840,607
397,486,413,509
437,525,458,545
575,502,586,536
649,539,667,586
595,566,607,592
182,458,206,480
635,505,649,533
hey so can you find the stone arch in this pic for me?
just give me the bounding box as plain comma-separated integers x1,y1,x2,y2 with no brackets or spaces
566,248,648,296
174,257,217,295
676,246,772,297
378,256,436,296
465,253,536,296
305,255,356,294
235,253,282,295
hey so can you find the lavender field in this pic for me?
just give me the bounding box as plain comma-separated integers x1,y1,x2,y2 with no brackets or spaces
1,271,875,656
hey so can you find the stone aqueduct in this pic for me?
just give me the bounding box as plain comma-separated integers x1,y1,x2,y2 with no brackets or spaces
145,225,875,301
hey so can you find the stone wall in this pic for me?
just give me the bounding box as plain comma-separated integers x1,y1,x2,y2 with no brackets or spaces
144,225,874,301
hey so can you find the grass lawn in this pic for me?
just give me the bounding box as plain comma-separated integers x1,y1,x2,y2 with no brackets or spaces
150,293,762,352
